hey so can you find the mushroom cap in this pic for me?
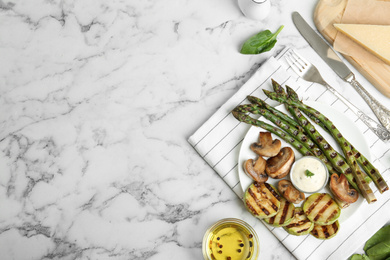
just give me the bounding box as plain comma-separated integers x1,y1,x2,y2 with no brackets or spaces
266,147,295,179
250,132,281,157
278,179,305,204
244,157,268,183
330,173,359,204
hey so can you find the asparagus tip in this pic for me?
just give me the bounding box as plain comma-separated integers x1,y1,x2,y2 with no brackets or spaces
247,95,257,103
262,89,272,96
231,111,241,120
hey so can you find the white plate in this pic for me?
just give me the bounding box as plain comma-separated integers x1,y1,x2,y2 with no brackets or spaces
238,101,370,222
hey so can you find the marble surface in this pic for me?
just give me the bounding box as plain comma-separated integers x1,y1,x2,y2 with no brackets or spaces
0,0,389,259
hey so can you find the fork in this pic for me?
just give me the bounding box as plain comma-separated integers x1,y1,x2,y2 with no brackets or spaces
285,49,390,141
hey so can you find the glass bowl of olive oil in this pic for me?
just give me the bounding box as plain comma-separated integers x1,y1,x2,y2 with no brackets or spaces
202,218,259,260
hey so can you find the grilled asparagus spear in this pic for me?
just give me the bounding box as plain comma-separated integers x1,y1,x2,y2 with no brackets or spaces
234,104,320,153
263,89,377,203
287,105,359,192
285,86,387,193
233,104,332,171
248,96,302,131
231,111,313,157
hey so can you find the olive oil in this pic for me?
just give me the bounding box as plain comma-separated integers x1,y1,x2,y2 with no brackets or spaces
203,219,258,260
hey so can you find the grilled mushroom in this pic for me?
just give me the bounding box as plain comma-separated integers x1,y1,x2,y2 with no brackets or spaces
330,173,359,203
244,157,268,183
250,132,281,157
278,179,305,204
265,147,295,179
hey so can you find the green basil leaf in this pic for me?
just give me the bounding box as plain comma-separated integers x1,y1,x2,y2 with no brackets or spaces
350,254,369,260
240,25,284,55
364,225,390,252
366,241,390,260
363,255,371,260
305,169,315,178
258,39,277,53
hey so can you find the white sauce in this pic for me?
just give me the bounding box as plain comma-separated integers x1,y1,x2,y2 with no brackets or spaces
291,157,327,193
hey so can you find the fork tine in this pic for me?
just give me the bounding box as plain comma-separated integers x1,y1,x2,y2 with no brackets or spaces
285,53,295,68
285,51,303,73
291,49,308,67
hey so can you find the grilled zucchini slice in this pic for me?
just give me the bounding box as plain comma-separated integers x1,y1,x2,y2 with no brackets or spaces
244,182,281,219
303,193,340,226
311,220,340,239
264,197,295,227
283,207,314,236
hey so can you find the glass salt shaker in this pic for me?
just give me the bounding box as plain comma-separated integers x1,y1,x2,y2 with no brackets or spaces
238,0,271,20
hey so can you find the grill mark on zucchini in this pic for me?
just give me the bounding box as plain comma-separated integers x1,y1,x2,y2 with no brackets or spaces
245,191,259,216
248,187,270,216
264,183,281,200
331,222,339,234
284,207,314,236
326,209,339,222
297,228,311,234
313,198,332,221
297,227,311,234
285,219,310,228
265,198,295,227
304,193,340,226
312,229,319,237
322,225,330,238
261,183,280,212
279,202,289,224
285,220,312,233
311,221,340,239
306,193,325,215
255,184,273,215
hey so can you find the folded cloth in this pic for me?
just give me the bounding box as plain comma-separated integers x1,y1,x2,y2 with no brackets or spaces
188,47,390,260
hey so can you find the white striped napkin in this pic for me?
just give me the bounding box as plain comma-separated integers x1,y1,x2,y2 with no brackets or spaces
188,48,390,260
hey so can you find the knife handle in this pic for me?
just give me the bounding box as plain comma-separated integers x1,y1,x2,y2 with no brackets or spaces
345,75,390,134
324,82,390,141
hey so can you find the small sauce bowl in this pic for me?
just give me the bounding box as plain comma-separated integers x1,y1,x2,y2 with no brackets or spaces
290,156,329,194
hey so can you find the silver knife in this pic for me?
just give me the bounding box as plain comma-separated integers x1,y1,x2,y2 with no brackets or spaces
292,11,390,139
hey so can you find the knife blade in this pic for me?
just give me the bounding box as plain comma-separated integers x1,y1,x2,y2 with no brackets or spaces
292,12,351,80
292,11,390,135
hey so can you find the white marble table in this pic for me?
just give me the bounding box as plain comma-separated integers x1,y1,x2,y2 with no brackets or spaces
0,0,389,259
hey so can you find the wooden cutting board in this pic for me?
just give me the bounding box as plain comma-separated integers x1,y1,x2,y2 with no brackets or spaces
313,0,390,98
